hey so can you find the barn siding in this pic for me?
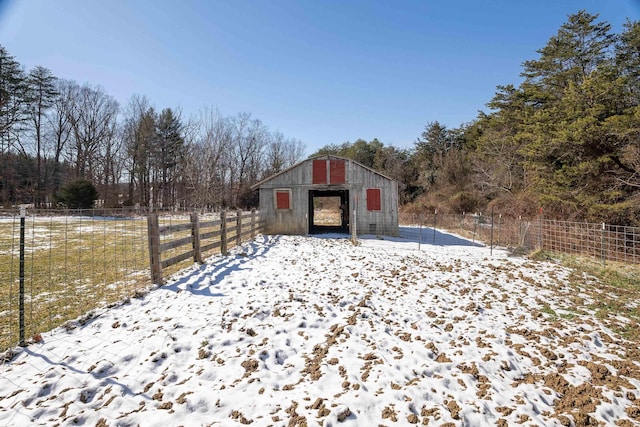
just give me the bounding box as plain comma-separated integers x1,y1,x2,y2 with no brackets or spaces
254,155,398,236
348,162,398,236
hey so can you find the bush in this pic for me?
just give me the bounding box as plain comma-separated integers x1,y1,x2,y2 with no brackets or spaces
586,198,640,226
488,192,540,218
56,179,99,209
447,191,479,214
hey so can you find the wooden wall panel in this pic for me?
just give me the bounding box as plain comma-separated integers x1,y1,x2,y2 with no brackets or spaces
313,160,327,184
329,159,346,184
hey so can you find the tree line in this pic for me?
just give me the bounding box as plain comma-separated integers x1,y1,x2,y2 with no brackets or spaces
0,48,304,209
2,11,638,224
312,12,640,225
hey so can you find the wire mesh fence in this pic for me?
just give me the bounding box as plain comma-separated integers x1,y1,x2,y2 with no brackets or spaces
0,208,150,354
2,207,637,354
401,212,640,266
0,208,263,355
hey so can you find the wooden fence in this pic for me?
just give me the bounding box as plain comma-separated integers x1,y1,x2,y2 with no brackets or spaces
147,209,263,284
0,209,264,353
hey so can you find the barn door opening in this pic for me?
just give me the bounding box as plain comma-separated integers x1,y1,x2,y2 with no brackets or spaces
308,190,349,234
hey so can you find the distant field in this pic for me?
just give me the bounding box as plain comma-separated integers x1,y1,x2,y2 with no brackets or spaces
314,209,341,225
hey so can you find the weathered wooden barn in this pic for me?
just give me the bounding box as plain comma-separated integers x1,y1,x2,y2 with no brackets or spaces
252,155,399,236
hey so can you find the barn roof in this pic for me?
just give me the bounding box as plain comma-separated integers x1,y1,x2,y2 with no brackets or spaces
251,154,396,190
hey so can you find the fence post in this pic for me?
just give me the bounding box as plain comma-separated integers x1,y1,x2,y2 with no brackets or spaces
418,214,423,251
191,212,203,264
19,207,26,347
251,209,256,239
220,210,228,256
490,207,494,256
519,216,523,248
351,207,358,245
473,214,478,243
539,210,543,250
147,213,163,284
432,210,437,243
236,209,242,247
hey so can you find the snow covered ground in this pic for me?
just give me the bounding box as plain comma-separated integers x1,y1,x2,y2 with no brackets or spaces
1,227,639,426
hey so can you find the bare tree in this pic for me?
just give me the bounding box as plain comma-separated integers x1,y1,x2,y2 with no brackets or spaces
66,83,119,180
181,107,232,208
283,137,305,169
45,79,75,204
229,112,267,207
265,131,304,177
95,123,127,207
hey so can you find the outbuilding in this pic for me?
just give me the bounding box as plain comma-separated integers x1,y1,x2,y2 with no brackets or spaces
251,155,399,236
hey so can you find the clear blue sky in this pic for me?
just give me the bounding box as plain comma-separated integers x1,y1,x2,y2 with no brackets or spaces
0,0,638,155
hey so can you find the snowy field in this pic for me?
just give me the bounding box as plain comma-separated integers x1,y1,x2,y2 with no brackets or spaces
1,227,639,426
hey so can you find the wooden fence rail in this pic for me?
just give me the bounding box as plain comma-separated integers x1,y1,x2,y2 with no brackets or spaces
147,209,262,284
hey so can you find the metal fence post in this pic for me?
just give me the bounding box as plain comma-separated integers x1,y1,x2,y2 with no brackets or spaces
19,207,26,347
539,211,543,251
519,216,523,248
418,213,423,251
490,208,494,256
601,222,606,267
473,214,478,243
432,210,437,243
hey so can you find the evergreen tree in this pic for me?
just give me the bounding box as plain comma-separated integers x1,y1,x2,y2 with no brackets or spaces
0,46,27,204
522,11,615,99
56,178,98,209
0,46,27,150
615,20,640,107
309,138,384,169
26,66,58,206
410,12,639,222
518,12,622,218
470,85,529,214
415,121,453,187
155,108,185,208
133,107,157,207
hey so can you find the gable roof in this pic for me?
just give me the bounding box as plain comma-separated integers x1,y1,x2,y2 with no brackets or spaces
251,154,396,190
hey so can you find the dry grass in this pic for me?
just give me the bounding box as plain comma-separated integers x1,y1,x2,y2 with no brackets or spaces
313,209,341,226
0,215,151,352
0,211,258,353
551,252,640,342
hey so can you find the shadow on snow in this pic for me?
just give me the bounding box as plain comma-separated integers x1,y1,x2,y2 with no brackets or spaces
163,234,281,297
164,226,481,298
310,226,484,248
389,226,484,247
